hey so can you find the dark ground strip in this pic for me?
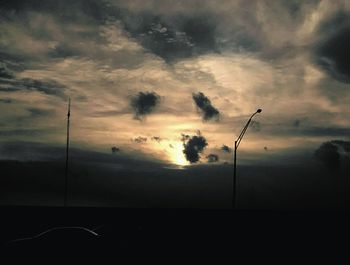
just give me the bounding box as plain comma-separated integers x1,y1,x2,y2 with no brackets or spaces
0,206,349,263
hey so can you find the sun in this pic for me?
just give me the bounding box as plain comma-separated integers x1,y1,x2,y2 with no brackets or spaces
150,139,189,167
168,141,188,166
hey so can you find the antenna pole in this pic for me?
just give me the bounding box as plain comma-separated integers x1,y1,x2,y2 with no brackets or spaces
64,97,71,207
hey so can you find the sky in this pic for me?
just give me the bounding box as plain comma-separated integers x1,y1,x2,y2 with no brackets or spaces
1,0,350,208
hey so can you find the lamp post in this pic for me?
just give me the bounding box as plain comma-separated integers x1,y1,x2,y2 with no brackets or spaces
64,97,71,207
233,109,262,209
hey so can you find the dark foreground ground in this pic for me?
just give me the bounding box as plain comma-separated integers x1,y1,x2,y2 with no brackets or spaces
1,207,350,263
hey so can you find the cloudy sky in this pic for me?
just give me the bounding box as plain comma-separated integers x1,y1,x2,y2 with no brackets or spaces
1,0,350,208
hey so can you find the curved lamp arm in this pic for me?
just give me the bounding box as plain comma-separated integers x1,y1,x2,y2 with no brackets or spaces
235,109,262,149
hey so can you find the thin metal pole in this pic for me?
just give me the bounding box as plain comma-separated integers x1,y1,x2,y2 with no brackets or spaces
232,109,261,210
233,141,237,209
64,97,71,207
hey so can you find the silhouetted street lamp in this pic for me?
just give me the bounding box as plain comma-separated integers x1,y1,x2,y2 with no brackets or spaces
233,109,262,209
64,97,71,207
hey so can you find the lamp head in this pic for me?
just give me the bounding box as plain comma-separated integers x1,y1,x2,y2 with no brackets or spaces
256,108,262,113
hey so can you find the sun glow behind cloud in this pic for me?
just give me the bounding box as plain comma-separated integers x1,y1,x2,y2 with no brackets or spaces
167,141,189,166
150,139,189,166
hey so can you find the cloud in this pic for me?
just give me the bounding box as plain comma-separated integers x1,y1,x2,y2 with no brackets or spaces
151,136,162,143
121,12,218,62
113,0,311,58
0,1,118,69
133,136,147,144
20,78,67,99
123,15,193,62
27,108,55,117
48,43,83,59
182,134,208,163
130,91,160,120
192,92,220,121
221,145,232,153
0,76,67,99
0,63,14,79
316,12,350,83
206,153,219,163
111,146,120,153
314,141,340,170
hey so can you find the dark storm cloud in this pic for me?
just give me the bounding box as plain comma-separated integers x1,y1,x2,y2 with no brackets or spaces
317,11,350,36
27,108,55,117
48,44,82,59
122,13,218,62
0,72,67,99
111,146,120,153
1,1,219,63
0,87,21,92
314,141,340,170
206,154,219,163
316,12,350,83
0,0,262,65
133,136,147,144
192,92,220,121
115,1,276,60
0,64,14,79
151,136,162,143
182,134,208,163
130,91,160,120
123,15,193,62
221,145,232,153
20,78,67,99
181,15,217,50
